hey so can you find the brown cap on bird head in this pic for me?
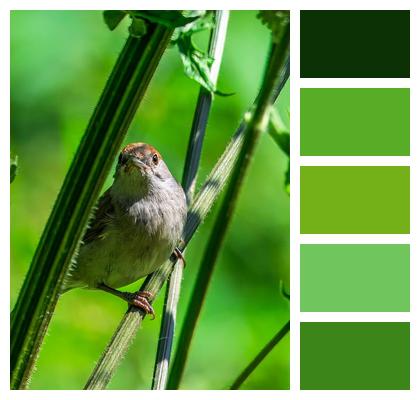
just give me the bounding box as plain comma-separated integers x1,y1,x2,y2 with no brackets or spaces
121,142,161,160
119,142,163,170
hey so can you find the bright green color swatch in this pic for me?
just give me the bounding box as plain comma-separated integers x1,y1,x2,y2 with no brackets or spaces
300,88,410,156
300,166,410,234
300,244,410,312
300,322,410,390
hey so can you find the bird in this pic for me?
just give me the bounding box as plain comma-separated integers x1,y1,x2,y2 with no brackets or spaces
62,142,187,317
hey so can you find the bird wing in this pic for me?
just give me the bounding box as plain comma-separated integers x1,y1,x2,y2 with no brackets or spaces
83,189,115,244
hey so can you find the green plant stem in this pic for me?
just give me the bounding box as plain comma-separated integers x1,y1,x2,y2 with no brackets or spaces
166,25,290,390
230,320,290,389
84,63,286,389
85,109,246,390
152,11,229,390
10,24,174,389
84,38,289,395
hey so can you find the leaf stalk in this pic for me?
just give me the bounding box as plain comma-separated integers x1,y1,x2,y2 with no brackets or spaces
11,23,174,389
151,10,230,390
166,21,290,389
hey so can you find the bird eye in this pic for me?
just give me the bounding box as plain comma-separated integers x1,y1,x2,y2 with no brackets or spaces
152,153,159,165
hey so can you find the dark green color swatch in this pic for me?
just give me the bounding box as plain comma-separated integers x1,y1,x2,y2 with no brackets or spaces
300,244,410,312
300,10,410,78
300,322,410,390
300,88,410,156
300,166,410,234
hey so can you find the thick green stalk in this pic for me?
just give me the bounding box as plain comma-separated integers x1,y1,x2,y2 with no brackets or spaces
85,37,289,395
84,57,290,391
10,23,174,389
166,24,290,389
230,321,290,389
85,112,246,390
151,11,230,390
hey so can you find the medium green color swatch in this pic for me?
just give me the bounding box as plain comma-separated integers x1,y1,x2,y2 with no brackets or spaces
300,244,410,312
300,166,410,234
300,322,410,390
300,88,410,156
300,10,410,78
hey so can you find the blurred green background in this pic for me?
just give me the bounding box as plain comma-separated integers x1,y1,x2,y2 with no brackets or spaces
10,10,290,390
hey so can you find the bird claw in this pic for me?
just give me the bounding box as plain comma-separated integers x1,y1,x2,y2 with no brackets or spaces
173,247,186,268
127,290,155,319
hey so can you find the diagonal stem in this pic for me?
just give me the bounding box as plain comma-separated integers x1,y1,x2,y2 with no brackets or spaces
10,23,174,389
84,96,248,391
166,23,290,389
230,320,290,389
151,11,230,390
84,50,290,395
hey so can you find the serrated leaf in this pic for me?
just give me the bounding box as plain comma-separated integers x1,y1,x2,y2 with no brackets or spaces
172,11,231,95
103,10,201,36
258,11,290,42
130,11,201,29
103,10,225,93
103,10,127,31
171,10,213,40
176,34,216,93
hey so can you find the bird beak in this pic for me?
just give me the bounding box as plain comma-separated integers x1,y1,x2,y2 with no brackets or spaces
128,156,148,171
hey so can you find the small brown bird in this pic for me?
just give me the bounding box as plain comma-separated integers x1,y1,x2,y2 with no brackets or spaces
63,143,187,317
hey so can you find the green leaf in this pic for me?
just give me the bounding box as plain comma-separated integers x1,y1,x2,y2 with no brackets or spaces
103,10,127,31
171,10,213,40
258,11,290,42
130,11,201,29
11,22,174,389
128,17,147,38
10,154,18,183
176,34,216,93
103,11,224,93
172,11,230,95
103,11,201,37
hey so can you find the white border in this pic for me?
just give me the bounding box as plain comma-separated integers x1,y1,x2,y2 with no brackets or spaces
294,3,418,399
289,7,300,392
300,157,411,165
300,313,411,322
2,1,419,399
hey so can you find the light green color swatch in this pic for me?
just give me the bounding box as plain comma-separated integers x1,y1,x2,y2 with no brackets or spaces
300,244,410,312
300,88,410,156
300,166,410,234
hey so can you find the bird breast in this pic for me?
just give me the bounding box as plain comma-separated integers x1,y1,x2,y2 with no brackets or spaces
69,186,186,290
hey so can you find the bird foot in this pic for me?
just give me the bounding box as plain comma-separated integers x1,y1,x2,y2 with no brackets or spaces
126,290,155,319
172,247,186,268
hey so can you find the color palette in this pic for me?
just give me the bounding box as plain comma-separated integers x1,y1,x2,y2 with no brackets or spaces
299,9,411,391
300,166,410,234
300,244,410,312
300,322,410,390
300,10,410,78
300,88,410,156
